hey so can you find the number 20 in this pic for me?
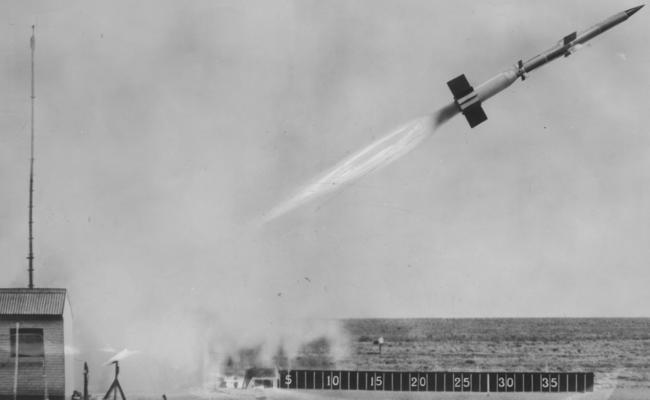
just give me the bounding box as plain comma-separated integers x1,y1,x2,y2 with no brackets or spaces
411,377,426,387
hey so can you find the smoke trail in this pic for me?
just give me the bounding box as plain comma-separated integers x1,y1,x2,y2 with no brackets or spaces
263,103,459,222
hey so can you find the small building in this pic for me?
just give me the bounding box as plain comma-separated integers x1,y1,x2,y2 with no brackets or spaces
243,367,278,389
0,288,74,400
217,375,245,389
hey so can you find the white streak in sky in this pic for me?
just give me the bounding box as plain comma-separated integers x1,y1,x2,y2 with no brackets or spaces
263,103,459,222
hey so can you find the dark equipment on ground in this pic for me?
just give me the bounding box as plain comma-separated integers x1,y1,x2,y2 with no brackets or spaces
103,361,127,400
373,337,385,354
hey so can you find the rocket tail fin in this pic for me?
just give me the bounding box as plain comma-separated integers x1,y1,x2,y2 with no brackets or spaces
446,74,488,128
462,103,488,128
447,74,474,100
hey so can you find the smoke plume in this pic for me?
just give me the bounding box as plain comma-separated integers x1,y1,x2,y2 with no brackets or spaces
263,103,459,222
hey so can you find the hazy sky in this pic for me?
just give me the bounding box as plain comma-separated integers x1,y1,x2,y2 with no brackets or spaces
1,0,648,392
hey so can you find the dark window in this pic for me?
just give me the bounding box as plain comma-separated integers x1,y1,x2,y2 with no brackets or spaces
10,328,44,358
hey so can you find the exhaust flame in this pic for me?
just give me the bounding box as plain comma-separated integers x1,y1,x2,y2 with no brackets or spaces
263,103,459,222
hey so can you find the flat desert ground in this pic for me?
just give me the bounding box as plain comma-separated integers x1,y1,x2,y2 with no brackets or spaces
141,318,650,400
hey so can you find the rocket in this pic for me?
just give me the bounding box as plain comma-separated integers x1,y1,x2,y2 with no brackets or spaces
447,5,644,128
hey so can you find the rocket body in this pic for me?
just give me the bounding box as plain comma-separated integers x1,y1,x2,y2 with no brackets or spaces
520,6,640,75
454,69,518,115
447,6,643,128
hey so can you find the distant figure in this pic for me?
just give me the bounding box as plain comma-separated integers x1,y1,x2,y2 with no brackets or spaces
373,336,385,354
162,395,167,400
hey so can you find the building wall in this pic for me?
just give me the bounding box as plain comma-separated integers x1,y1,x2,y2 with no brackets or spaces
63,299,74,398
0,317,65,400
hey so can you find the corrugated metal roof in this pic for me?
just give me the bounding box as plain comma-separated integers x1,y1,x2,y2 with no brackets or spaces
0,288,67,315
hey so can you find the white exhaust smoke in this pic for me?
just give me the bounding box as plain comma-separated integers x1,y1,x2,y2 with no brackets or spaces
263,103,458,222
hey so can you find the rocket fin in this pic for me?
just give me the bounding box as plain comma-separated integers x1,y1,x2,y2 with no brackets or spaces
447,74,487,128
462,103,488,128
563,31,577,45
447,74,474,100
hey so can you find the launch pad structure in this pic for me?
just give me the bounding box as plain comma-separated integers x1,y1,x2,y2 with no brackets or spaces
103,362,126,400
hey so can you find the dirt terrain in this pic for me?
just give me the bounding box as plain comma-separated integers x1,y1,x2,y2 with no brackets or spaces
286,318,650,396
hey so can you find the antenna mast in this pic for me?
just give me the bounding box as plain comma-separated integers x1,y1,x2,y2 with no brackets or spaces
28,25,35,289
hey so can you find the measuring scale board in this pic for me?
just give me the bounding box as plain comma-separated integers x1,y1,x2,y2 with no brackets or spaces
278,370,594,393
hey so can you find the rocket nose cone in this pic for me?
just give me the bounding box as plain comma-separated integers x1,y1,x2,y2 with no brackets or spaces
625,5,644,17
